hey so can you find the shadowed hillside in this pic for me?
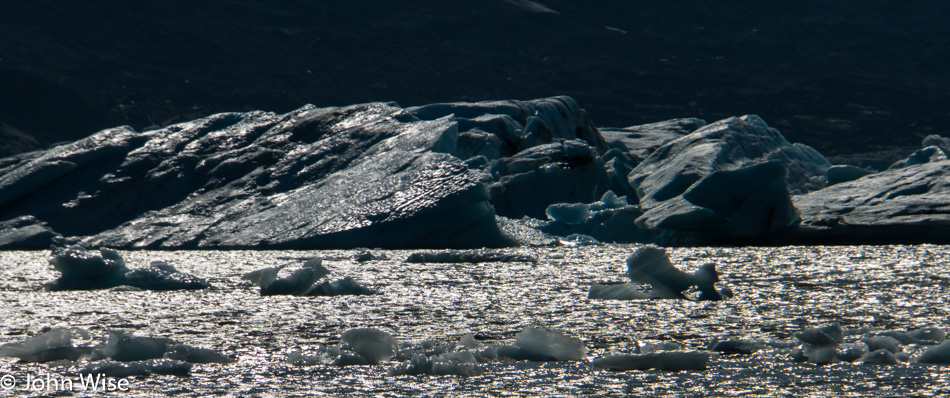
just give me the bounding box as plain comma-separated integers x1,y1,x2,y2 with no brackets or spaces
2,0,949,156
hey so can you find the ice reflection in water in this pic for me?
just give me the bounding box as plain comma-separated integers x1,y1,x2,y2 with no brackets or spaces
0,245,949,396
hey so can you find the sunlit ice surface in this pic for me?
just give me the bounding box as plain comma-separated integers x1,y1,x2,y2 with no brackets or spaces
1,245,949,397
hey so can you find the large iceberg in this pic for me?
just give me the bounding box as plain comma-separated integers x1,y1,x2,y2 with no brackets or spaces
626,115,828,243
0,103,512,249
3,96,950,248
793,159,950,243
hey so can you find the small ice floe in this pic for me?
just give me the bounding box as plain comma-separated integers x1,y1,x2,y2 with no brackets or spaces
0,328,94,363
242,259,374,296
1,328,234,377
79,359,192,377
545,203,591,225
388,350,483,377
593,351,711,371
558,234,600,247
405,249,537,264
793,323,844,364
916,340,950,364
589,246,728,301
785,324,949,366
708,339,764,355
45,245,211,291
861,349,900,365
496,327,586,361
354,250,386,262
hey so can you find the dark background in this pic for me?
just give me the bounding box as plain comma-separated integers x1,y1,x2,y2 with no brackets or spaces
3,0,948,157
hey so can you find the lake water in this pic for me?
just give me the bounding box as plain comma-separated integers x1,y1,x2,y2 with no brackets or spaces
1,245,949,397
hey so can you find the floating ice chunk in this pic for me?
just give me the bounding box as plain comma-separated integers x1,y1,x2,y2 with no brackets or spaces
512,327,586,361
625,246,724,301
593,351,711,371
837,343,868,362
795,324,843,345
794,324,843,364
47,245,128,290
459,334,481,350
588,283,650,300
559,234,600,247
306,276,375,296
340,328,398,364
0,328,94,363
589,190,629,211
354,250,385,262
241,265,283,288
122,266,211,291
287,350,328,366
636,341,682,354
164,343,236,364
861,349,900,365
80,359,193,377
80,360,153,377
862,336,901,354
46,246,211,291
405,250,537,263
94,330,174,362
258,259,330,296
909,326,946,344
874,330,916,345
916,340,950,364
709,339,762,355
545,203,591,224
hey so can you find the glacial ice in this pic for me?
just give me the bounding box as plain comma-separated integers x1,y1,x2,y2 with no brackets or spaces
627,115,827,243
243,258,374,296
0,328,94,363
794,159,950,243
539,191,649,244
504,327,586,361
611,246,724,301
488,139,610,219
2,97,949,248
46,245,210,291
339,328,398,364
545,202,591,224
306,276,376,296
0,103,509,249
1,328,233,377
917,341,950,364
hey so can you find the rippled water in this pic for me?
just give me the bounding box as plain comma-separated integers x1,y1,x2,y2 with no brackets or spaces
1,245,949,397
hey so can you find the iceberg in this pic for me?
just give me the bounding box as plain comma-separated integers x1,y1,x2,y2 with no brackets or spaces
0,102,511,249
45,245,210,291
611,246,725,301
243,258,374,296
793,160,950,244
488,139,610,219
499,327,586,361
339,328,398,365
627,115,828,243
0,328,94,363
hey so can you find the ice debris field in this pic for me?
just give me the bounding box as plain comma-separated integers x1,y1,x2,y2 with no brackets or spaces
2,96,950,249
2,245,950,396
